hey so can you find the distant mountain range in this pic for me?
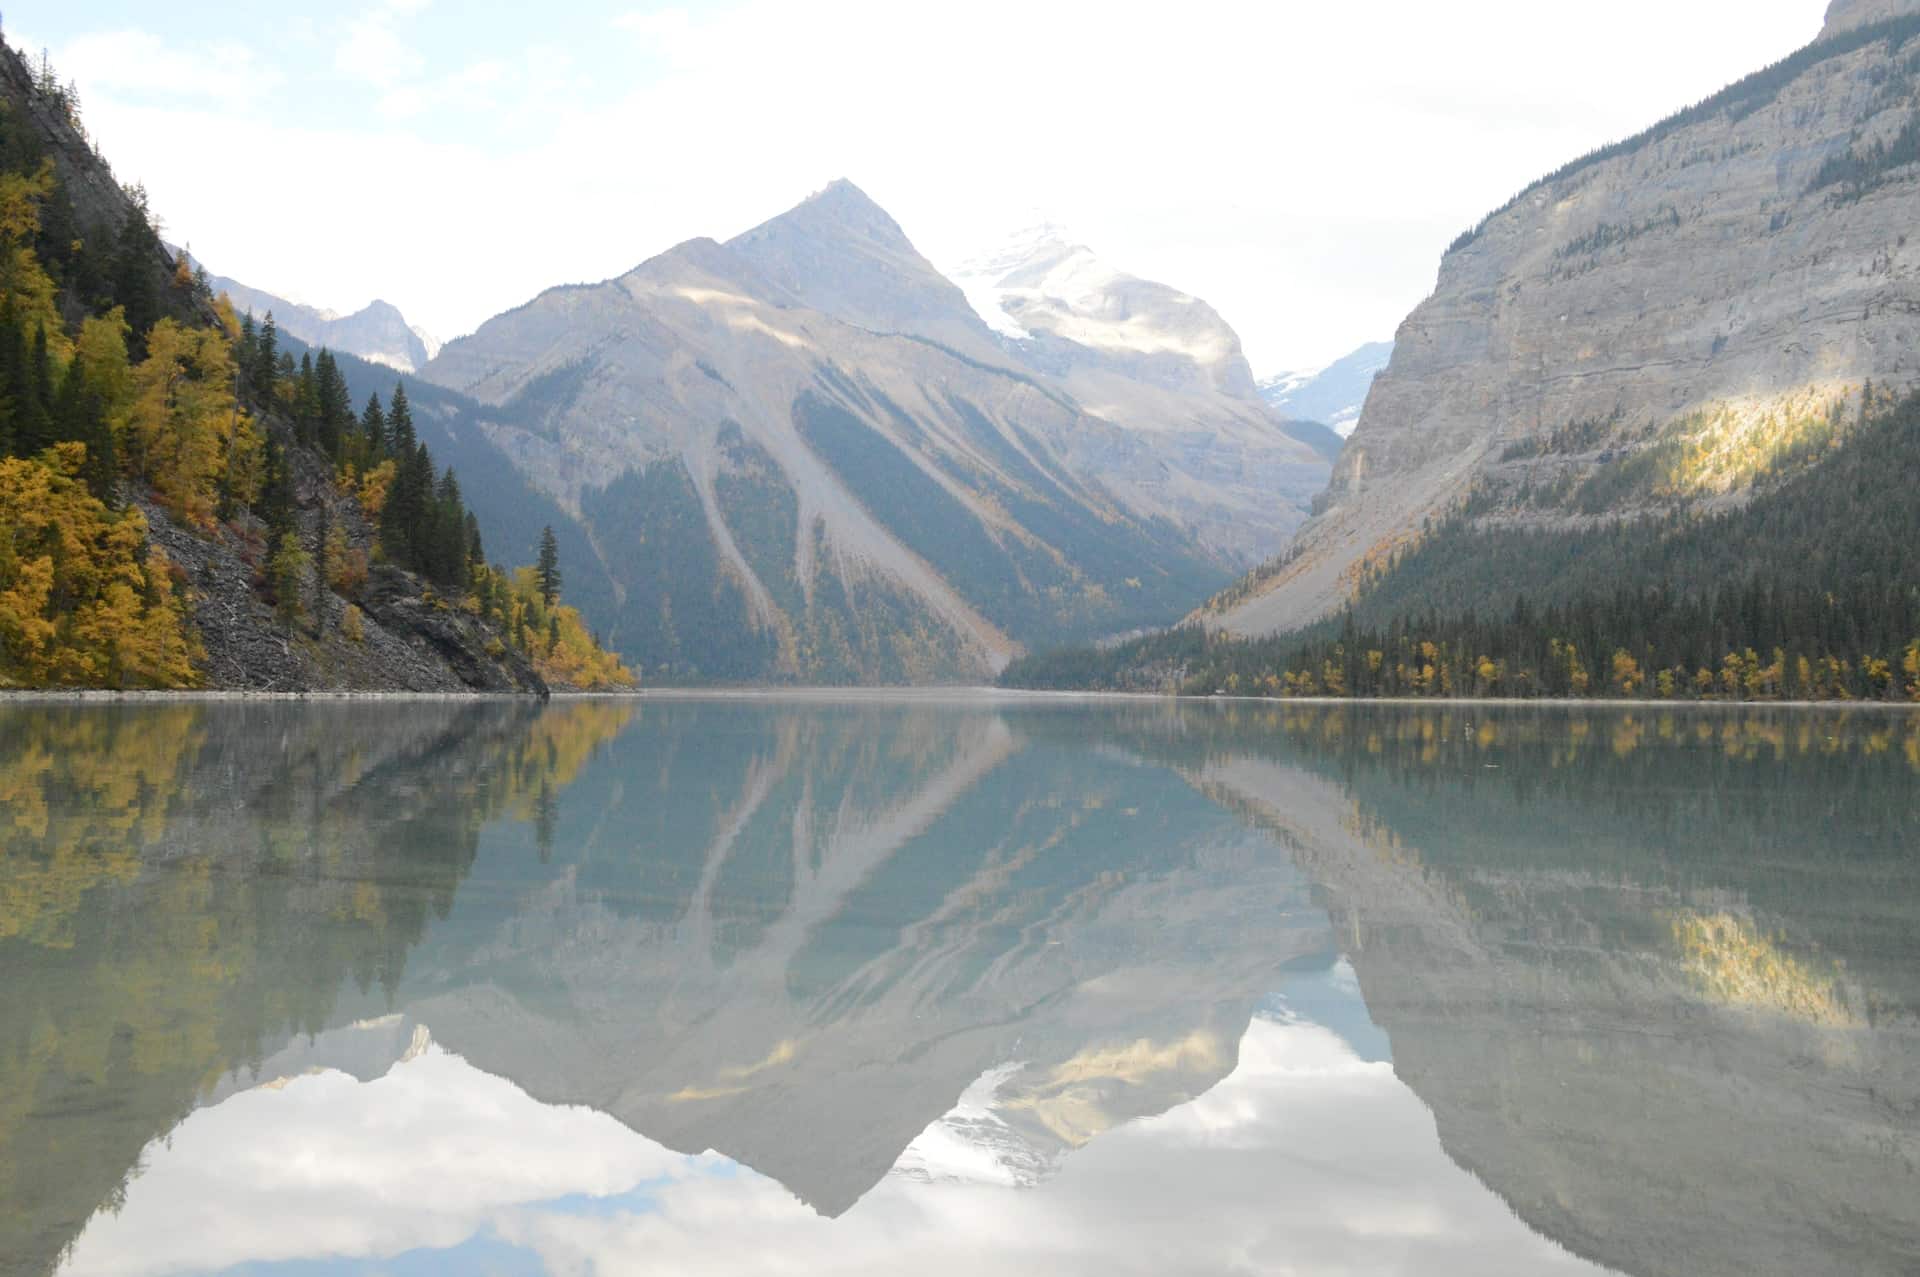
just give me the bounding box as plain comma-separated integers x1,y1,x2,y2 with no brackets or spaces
180,250,440,374
407,181,1329,682
206,187,1334,683
1258,341,1393,437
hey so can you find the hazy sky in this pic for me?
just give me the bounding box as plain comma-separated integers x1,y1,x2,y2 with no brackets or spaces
15,0,1827,374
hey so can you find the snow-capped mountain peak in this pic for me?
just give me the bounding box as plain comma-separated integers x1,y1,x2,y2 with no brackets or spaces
1259,340,1394,437
946,223,1239,367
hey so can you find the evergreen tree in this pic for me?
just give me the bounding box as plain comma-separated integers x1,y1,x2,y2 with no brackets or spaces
7,316,51,456
314,349,343,459
361,393,387,459
294,352,317,447
464,511,484,573
50,360,113,502
388,382,414,452
536,525,561,607
256,312,279,390
111,186,163,350
256,436,295,546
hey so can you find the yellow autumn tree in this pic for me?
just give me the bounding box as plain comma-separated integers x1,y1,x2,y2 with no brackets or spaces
491,566,636,690
0,445,199,688
0,160,72,362
126,319,260,527
75,306,136,426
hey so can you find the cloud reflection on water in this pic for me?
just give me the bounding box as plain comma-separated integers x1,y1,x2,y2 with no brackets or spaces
60,1010,1611,1277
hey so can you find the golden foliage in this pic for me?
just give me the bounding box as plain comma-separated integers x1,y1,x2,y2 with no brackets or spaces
480,566,636,690
0,161,71,362
356,459,397,522
1671,911,1855,1026
0,446,199,688
76,306,135,426
125,319,257,528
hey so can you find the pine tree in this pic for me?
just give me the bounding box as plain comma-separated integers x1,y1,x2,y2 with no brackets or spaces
536,525,561,607
10,319,51,456
388,382,414,453
464,511,484,574
361,393,387,459
314,349,343,459
111,186,162,350
256,312,279,390
294,352,317,447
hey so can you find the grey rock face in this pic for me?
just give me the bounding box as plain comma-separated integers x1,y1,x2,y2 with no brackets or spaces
728,178,1008,364
1216,16,1920,636
205,271,437,373
424,183,1238,681
139,451,544,695
1822,0,1920,38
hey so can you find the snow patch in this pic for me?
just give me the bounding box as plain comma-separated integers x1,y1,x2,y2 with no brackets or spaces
945,222,1235,365
890,1060,1055,1188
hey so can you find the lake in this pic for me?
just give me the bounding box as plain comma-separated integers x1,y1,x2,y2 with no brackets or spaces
3,696,1917,1276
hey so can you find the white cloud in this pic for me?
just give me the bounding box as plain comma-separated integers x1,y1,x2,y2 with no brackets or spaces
57,1043,709,1277
55,0,1826,369
58,1019,1611,1276
57,29,283,106
335,0,430,87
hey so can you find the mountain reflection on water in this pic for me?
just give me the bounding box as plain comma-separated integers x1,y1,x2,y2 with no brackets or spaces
2,698,1916,1277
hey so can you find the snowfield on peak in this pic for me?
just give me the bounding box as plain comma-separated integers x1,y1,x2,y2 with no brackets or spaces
947,223,1239,367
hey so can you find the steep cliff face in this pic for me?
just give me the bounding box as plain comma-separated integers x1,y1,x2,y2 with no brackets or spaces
1824,0,1920,36
1215,6,1920,635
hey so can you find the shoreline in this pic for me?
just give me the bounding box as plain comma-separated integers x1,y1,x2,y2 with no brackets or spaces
2,686,1915,712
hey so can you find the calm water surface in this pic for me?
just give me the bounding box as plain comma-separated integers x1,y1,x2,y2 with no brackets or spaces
3,697,1917,1276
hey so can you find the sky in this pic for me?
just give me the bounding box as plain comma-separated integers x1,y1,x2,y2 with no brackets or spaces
12,0,1829,375
59,1017,1610,1276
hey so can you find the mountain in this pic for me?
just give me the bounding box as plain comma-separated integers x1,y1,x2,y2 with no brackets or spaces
1258,340,1393,437
386,701,1326,1217
1210,5,1920,638
1176,707,1920,1277
199,267,438,373
947,222,1331,561
423,182,1263,683
0,37,566,693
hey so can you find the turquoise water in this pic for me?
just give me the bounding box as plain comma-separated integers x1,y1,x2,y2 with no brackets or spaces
4,697,1917,1276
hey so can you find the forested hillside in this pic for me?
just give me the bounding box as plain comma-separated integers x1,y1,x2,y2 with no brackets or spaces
0,41,628,692
1003,386,1920,702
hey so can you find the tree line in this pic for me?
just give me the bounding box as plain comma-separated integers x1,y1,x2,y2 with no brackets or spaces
1005,385,1920,703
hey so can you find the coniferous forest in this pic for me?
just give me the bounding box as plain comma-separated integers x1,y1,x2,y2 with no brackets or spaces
1004,386,1920,702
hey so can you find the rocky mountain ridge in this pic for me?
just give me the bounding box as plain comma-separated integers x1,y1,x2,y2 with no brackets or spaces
199,267,438,374
1213,4,1920,636
423,181,1325,682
